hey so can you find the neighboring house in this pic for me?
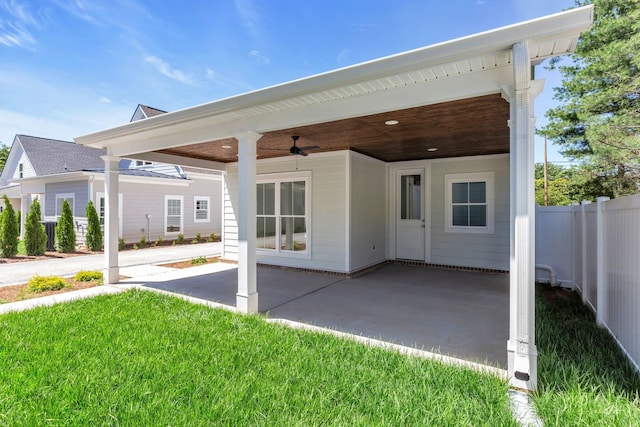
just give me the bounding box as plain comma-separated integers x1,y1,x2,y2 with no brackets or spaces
76,7,594,391
0,105,222,245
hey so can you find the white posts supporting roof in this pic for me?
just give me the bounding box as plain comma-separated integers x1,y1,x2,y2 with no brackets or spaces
506,41,538,391
235,132,261,313
102,155,120,285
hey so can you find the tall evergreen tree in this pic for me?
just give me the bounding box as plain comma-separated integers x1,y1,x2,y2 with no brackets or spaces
0,195,19,257
55,199,76,253
24,198,47,256
540,0,640,199
85,200,103,251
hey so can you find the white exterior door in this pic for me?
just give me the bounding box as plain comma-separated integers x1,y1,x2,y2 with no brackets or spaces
396,169,425,260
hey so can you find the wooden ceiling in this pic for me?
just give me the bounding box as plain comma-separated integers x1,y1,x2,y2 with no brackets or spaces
156,94,510,163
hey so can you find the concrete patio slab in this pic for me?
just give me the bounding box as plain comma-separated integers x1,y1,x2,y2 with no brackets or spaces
137,262,509,368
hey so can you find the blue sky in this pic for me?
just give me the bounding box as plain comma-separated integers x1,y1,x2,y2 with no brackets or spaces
0,0,578,163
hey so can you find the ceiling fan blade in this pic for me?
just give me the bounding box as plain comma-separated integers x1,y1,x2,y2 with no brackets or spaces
298,150,308,156
298,145,319,151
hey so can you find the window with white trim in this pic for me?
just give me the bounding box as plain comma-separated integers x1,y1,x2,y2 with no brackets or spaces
165,195,183,234
194,196,210,223
134,160,153,167
257,175,309,254
18,163,23,178
445,172,494,233
96,192,123,234
55,193,75,217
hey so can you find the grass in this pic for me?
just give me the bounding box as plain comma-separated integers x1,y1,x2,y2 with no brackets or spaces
0,290,517,426
534,284,640,425
2,284,639,425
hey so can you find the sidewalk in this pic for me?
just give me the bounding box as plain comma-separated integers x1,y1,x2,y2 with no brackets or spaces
0,242,222,286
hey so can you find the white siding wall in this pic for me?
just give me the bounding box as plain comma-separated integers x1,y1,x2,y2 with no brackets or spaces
349,152,387,271
429,156,510,270
223,152,348,272
12,150,36,180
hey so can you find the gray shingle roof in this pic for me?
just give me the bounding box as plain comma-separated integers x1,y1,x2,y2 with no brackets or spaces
140,105,167,118
17,135,105,175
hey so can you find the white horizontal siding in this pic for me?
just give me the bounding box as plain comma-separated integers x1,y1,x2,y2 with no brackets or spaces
224,152,348,271
349,153,387,271
429,156,510,270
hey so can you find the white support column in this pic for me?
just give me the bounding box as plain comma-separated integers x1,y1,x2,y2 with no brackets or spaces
101,155,120,285
19,194,29,239
506,40,538,391
596,196,610,326
236,131,261,313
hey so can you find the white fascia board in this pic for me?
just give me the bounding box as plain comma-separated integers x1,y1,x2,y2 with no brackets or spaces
75,6,592,152
126,152,227,172
0,137,23,184
15,171,93,184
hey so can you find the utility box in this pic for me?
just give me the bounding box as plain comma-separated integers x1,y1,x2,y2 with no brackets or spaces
42,221,57,251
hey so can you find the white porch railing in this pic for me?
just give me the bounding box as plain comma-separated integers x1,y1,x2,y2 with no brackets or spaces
536,194,640,374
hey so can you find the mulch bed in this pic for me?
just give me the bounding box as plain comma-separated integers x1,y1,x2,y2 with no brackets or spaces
159,257,219,269
0,279,102,304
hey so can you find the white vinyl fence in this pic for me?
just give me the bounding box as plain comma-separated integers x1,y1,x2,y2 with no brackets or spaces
536,194,640,374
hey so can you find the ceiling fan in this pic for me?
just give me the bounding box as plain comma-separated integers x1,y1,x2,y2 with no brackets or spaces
289,135,319,157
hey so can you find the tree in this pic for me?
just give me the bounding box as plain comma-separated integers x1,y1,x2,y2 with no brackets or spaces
55,199,76,253
85,200,103,251
0,144,9,174
540,0,640,200
24,198,47,256
0,195,19,257
534,163,575,206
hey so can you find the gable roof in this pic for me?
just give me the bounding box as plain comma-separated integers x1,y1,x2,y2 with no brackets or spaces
16,135,106,175
130,104,168,122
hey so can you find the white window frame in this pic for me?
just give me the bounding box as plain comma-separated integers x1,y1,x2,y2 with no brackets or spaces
96,192,124,236
55,193,75,217
445,172,494,234
164,195,184,235
193,196,210,223
134,160,153,168
256,172,311,258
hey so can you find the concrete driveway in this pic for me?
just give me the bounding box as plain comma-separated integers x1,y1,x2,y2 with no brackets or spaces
136,262,509,368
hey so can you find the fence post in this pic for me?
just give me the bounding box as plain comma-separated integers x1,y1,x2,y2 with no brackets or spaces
596,196,610,326
571,202,580,290
581,200,591,304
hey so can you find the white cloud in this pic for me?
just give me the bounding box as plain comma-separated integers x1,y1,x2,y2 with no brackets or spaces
234,0,260,37
144,55,194,85
99,96,111,103
336,48,351,67
249,50,270,64
205,68,250,91
0,0,38,48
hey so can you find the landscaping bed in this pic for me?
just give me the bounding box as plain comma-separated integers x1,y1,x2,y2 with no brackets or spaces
0,275,103,304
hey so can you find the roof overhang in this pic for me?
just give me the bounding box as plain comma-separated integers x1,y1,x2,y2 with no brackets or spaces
75,6,593,166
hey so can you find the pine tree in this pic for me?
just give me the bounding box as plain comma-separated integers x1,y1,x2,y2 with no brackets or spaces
55,199,76,253
540,0,640,199
85,200,103,251
24,198,47,256
0,195,19,257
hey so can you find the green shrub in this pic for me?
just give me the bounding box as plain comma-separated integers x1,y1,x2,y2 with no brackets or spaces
191,239,198,244
16,210,20,235
176,233,184,244
0,195,19,258
191,256,207,265
54,199,76,253
196,233,201,242
139,236,147,247
74,270,103,282
85,200,103,251
24,198,46,256
26,275,67,293
118,238,125,251
157,236,163,246
133,244,139,250
209,232,217,241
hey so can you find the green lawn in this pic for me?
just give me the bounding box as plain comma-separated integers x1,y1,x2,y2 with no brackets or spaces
1,286,638,426
0,290,516,426
534,284,640,425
